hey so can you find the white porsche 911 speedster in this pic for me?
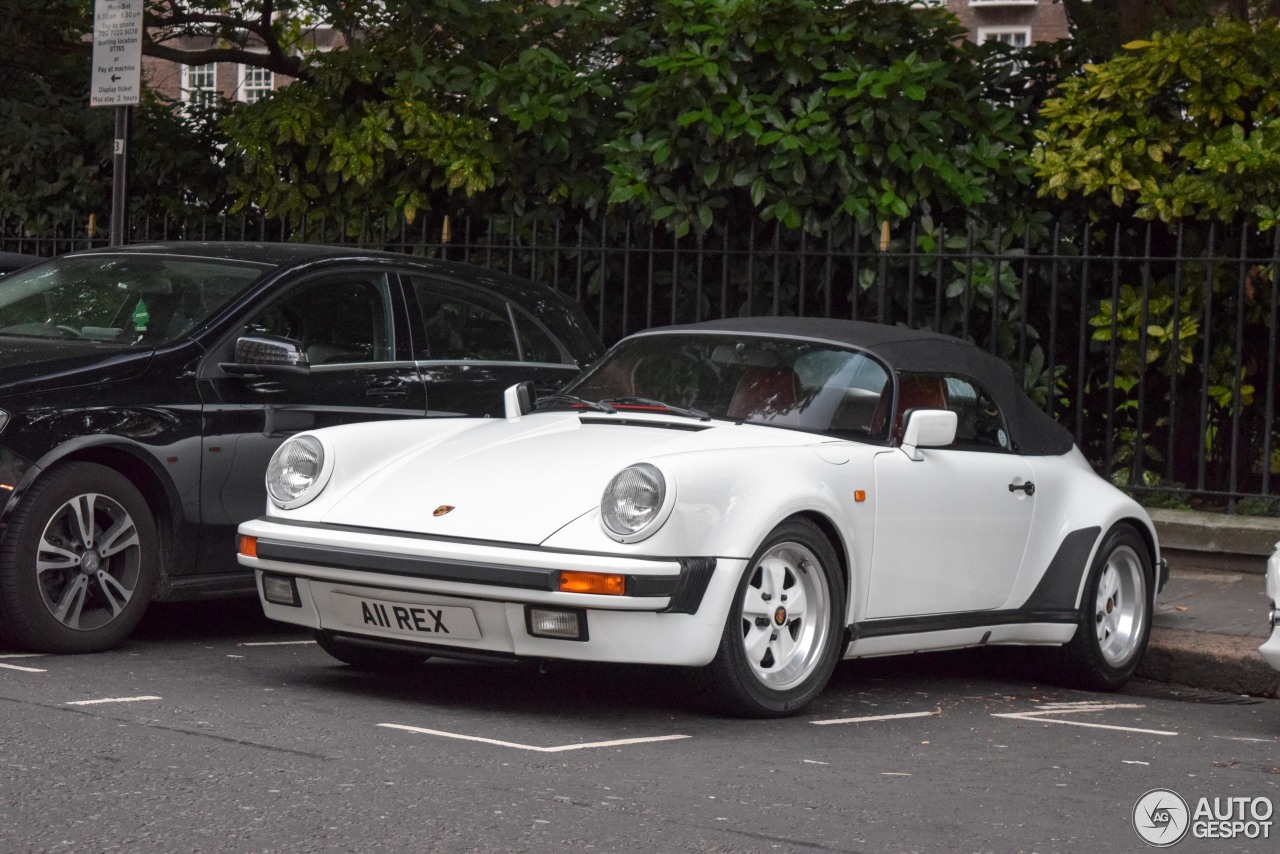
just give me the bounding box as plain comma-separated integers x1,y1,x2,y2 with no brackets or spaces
238,317,1166,716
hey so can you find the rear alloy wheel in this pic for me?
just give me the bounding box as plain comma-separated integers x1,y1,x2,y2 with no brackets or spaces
1055,524,1153,691
0,463,158,653
694,519,845,717
313,629,430,671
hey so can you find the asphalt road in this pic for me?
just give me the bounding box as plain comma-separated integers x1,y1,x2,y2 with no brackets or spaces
2,599,1277,854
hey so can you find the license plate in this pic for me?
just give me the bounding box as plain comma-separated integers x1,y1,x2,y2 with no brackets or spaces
330,593,481,641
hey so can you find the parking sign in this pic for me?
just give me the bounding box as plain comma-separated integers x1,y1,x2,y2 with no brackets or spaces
90,0,144,107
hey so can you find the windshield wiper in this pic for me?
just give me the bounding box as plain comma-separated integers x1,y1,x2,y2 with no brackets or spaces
601,396,711,422
534,393,617,414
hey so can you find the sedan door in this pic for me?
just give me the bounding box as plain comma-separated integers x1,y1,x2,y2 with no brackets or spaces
195,269,427,578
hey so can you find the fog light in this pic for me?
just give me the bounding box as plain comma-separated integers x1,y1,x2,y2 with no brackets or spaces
261,573,300,607
525,607,587,641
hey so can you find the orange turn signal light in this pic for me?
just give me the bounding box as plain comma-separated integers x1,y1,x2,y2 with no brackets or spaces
558,571,626,595
238,535,258,558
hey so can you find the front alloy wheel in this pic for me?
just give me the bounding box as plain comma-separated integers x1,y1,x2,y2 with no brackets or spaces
694,518,845,717
739,541,833,692
0,463,158,653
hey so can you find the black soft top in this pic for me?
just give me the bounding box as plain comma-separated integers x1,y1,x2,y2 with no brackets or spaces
643,317,1075,456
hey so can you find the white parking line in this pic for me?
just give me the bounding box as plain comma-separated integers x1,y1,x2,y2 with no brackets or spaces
237,640,318,647
0,662,46,673
810,709,940,726
378,723,690,752
0,654,45,659
992,702,1178,736
66,696,162,706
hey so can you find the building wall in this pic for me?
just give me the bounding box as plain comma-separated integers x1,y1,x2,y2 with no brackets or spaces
942,0,1071,44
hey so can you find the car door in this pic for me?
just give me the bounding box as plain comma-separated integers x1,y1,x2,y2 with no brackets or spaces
402,274,581,416
866,372,1036,618
195,268,427,576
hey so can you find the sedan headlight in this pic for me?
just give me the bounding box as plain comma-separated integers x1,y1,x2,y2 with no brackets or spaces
0,408,9,434
266,435,332,509
601,463,673,543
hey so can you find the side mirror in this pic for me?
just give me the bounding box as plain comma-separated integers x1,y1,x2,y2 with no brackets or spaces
900,409,957,461
503,381,536,421
221,334,311,376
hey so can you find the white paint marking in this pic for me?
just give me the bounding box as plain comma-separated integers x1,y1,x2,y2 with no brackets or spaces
0,653,45,659
1212,735,1275,744
0,663,46,673
378,723,689,753
66,696,161,706
1123,760,1151,765
992,702,1178,736
803,759,829,765
237,640,318,647
811,709,939,726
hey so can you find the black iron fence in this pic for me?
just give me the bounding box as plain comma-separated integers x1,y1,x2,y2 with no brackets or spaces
4,213,1279,513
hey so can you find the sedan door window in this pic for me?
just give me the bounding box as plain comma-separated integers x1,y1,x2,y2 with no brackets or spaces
406,276,520,361
245,274,393,365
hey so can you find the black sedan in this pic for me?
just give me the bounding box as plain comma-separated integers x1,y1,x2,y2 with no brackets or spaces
0,242,603,653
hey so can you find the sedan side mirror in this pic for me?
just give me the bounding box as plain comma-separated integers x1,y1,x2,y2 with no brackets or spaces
221,334,311,377
900,409,957,461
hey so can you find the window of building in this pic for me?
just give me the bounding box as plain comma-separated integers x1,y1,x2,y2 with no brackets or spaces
182,63,217,109
977,27,1032,48
239,65,274,103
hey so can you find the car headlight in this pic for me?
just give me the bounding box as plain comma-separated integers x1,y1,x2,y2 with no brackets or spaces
601,463,673,543
0,408,9,434
266,435,332,509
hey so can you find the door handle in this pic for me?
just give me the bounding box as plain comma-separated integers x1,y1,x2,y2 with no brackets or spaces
367,382,409,398
1008,481,1036,496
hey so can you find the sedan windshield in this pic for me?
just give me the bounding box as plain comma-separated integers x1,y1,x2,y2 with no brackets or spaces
0,255,268,345
560,332,892,440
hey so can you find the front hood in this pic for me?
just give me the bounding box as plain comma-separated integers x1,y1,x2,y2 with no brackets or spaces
0,336,153,397
319,414,806,544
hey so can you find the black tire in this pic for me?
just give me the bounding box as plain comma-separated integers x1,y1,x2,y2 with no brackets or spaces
1054,524,1153,691
691,518,845,717
0,462,158,653
313,629,430,671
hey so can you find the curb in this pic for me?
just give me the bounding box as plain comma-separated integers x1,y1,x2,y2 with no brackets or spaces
1139,627,1278,699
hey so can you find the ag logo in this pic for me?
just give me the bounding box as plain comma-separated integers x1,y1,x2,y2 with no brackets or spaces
1133,788,1190,847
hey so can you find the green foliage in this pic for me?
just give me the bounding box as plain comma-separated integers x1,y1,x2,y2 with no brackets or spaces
0,0,235,226
222,0,631,228
605,0,1035,238
1088,282,1200,375
1035,20,1280,228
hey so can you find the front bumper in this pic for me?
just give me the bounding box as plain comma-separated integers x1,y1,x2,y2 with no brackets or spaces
1263,550,1280,671
238,517,742,667
1262,625,1280,671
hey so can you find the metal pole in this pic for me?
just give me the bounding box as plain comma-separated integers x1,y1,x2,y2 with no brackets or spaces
110,105,130,246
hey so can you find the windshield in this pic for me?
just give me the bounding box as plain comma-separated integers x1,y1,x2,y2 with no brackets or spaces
0,255,268,346
560,332,892,440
